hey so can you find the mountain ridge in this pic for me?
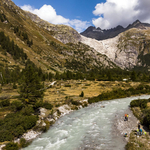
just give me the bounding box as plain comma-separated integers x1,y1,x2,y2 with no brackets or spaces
1,0,150,72
81,20,150,40
81,26,150,70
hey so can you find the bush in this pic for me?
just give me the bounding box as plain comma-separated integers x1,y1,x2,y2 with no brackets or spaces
0,99,10,107
42,102,53,110
0,130,13,142
5,142,19,150
21,106,34,116
71,100,81,106
33,101,43,109
22,115,38,130
0,112,38,142
11,101,24,112
13,83,17,89
13,125,25,137
33,101,53,110
130,99,148,109
65,84,71,87
142,109,150,127
19,138,30,148
130,100,140,107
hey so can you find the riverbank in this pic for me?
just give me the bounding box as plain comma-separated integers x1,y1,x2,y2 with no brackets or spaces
23,96,150,150
1,81,150,149
0,99,88,150
113,105,139,145
125,106,150,149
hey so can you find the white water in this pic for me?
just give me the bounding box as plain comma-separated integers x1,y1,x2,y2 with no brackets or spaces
24,95,150,150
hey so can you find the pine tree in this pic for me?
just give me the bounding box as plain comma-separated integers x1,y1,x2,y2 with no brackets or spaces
130,71,137,81
19,65,44,104
80,91,84,97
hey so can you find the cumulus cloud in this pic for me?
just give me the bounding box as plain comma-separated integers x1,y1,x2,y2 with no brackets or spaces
135,0,150,23
92,0,150,29
21,4,90,32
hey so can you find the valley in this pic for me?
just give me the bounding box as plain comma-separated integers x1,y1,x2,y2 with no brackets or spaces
1,0,150,149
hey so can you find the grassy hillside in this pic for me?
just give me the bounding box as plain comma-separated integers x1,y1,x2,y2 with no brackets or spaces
0,0,118,76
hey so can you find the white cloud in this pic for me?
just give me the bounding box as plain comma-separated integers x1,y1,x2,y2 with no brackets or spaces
21,4,90,32
92,0,150,29
69,19,90,33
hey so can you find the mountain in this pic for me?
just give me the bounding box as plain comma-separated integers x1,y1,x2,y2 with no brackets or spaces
81,26,150,70
0,0,117,75
24,11,81,44
81,20,150,40
1,0,150,73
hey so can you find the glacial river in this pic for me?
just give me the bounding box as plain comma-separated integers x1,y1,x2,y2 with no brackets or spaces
24,95,150,150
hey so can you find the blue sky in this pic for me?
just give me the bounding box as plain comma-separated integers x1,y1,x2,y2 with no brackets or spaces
12,0,150,33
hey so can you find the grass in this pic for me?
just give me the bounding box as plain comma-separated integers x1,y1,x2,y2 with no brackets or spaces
126,101,150,150
126,130,150,150
0,107,10,119
43,80,140,105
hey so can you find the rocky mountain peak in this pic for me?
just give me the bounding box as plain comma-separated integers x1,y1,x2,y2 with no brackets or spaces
132,19,141,26
81,20,150,41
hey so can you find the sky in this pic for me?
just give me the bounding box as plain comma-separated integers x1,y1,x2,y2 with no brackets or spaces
11,0,150,33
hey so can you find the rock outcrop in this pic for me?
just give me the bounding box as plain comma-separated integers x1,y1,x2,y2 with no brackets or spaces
81,27,150,69
25,11,81,44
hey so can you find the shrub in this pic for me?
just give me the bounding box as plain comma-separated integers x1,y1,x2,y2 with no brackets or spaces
11,101,24,112
13,82,17,89
0,99,10,107
5,142,19,150
33,101,43,109
21,106,34,116
142,109,150,127
22,115,38,130
65,84,71,87
42,102,53,110
130,99,148,109
13,125,25,137
19,138,30,148
71,100,81,106
0,130,13,142
33,101,53,110
0,112,38,142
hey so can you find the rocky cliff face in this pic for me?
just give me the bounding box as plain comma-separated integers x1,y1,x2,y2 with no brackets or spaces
25,11,81,44
81,27,150,69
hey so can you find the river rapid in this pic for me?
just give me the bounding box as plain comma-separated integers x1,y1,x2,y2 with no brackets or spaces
24,95,150,150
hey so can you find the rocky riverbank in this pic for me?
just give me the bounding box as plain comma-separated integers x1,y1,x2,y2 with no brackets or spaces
1,96,149,150
114,106,139,141
114,107,139,145
0,99,88,150
113,101,150,150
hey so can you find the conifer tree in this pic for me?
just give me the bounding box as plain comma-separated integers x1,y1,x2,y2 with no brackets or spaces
19,65,44,104
130,71,137,81
80,91,84,97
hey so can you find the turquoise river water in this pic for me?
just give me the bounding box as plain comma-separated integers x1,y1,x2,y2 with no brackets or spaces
24,95,150,150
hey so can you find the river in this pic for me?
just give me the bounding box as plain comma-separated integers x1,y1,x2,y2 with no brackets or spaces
24,95,150,150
